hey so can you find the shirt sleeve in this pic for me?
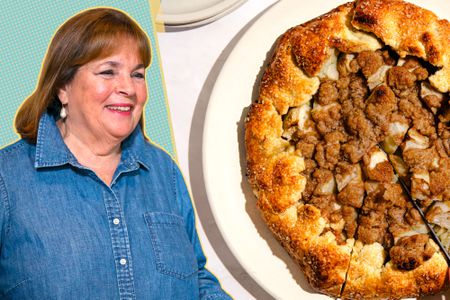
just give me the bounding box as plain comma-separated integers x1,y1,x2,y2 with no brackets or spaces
173,162,233,300
0,172,9,249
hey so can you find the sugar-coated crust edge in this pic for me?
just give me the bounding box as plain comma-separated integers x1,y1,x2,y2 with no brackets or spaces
261,203,354,297
352,0,450,93
245,0,448,298
342,241,447,299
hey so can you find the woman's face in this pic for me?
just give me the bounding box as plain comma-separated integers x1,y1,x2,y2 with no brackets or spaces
58,38,147,145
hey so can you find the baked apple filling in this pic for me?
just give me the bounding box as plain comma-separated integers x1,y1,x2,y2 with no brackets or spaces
281,48,450,270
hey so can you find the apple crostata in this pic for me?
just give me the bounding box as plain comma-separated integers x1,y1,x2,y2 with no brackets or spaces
245,0,450,298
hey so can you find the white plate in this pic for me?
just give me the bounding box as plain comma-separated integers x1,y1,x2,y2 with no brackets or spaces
157,0,247,26
203,0,450,299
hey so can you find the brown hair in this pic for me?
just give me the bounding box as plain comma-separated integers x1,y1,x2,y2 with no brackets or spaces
15,8,151,143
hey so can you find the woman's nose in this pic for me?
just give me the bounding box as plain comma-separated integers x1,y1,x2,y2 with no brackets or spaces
116,75,135,96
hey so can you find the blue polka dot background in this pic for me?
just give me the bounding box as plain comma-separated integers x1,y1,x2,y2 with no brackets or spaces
0,0,176,157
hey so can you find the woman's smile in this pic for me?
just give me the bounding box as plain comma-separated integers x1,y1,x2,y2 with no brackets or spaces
105,103,134,116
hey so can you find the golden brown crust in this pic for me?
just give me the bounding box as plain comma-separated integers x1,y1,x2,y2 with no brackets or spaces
341,241,447,299
352,0,450,92
245,101,306,213
290,2,380,77
261,204,354,297
245,0,449,298
258,30,320,115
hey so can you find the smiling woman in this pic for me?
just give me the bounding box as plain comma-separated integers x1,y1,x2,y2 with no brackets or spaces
0,8,231,299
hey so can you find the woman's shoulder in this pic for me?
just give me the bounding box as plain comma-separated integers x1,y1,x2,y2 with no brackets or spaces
0,139,33,159
0,139,35,172
141,140,177,165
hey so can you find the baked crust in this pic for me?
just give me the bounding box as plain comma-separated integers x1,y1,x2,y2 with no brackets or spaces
342,241,447,299
352,0,450,92
245,0,449,298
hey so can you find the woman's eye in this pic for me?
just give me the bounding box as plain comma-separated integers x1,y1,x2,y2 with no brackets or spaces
99,70,114,76
132,72,145,79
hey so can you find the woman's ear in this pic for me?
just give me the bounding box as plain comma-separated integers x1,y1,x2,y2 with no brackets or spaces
57,86,69,105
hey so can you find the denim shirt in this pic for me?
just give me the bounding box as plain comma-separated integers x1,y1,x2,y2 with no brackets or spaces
0,112,231,300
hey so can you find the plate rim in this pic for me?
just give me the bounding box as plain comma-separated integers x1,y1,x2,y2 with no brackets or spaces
157,0,247,26
201,0,450,299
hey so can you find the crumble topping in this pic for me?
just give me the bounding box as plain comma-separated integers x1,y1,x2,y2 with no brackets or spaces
282,48,450,269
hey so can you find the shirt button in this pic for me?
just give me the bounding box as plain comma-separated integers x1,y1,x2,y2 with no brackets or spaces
120,258,127,265
113,218,120,225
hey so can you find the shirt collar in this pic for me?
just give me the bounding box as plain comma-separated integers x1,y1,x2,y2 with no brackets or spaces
35,112,74,168
120,122,151,171
35,112,151,170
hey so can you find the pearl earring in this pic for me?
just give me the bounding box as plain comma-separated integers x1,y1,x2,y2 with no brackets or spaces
60,106,67,119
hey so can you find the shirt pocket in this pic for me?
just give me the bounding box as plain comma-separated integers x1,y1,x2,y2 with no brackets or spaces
144,212,198,279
